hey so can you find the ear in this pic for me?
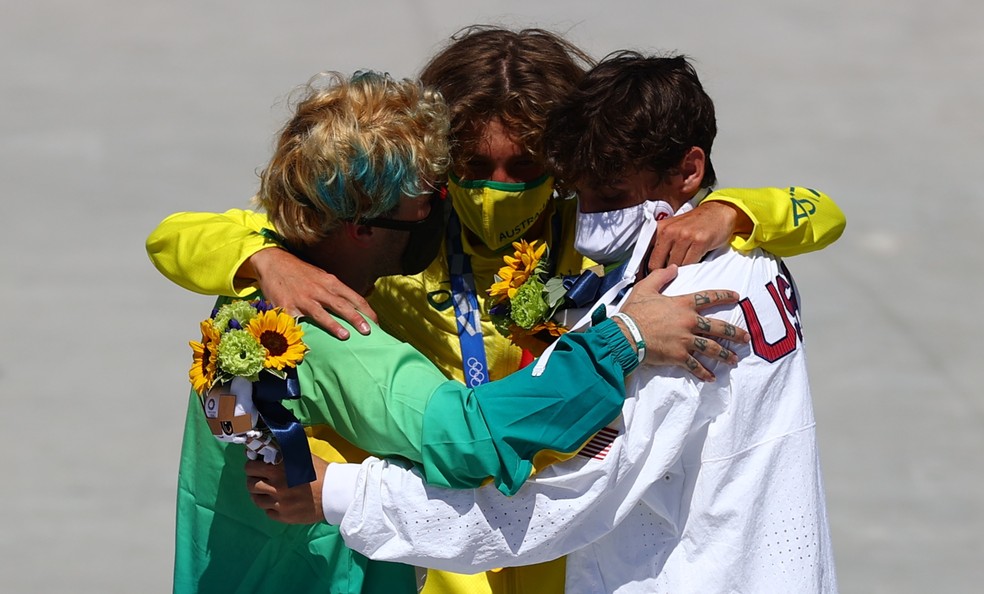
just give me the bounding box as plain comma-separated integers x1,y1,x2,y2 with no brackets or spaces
677,147,706,195
341,221,376,243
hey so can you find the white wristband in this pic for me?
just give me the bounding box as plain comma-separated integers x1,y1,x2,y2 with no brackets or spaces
610,312,646,363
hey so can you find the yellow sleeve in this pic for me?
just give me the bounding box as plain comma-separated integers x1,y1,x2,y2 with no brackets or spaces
145,208,277,296
704,187,846,257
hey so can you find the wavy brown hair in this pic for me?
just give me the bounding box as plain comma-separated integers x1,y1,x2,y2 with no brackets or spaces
544,52,717,192
256,71,450,246
420,26,594,176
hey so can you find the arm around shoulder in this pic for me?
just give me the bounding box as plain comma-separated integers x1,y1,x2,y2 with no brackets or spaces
704,186,846,257
145,208,275,296
419,317,638,495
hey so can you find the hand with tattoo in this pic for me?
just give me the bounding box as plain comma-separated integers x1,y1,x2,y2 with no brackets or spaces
618,266,750,381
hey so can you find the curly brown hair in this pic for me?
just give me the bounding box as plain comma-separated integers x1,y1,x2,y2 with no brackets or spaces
420,26,594,177
544,52,717,192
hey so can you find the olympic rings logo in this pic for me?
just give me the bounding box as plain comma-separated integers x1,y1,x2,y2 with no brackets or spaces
465,357,486,386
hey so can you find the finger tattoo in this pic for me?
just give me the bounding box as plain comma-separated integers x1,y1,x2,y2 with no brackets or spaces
694,337,708,352
718,349,732,361
696,316,711,332
686,357,699,371
723,324,737,338
695,293,710,306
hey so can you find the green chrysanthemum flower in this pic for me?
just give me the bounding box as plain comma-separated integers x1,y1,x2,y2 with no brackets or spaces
216,329,266,380
213,300,260,332
510,280,548,330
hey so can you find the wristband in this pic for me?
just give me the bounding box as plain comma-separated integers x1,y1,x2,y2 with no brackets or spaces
610,312,646,363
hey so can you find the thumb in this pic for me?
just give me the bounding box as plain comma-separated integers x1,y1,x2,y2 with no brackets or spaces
637,264,678,294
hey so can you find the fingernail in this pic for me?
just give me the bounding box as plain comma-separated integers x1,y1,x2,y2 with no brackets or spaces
359,323,370,334
337,329,350,340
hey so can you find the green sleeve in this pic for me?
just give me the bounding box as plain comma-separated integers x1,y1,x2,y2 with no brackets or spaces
420,318,638,496
704,186,846,257
287,317,450,461
146,208,275,296
286,316,635,495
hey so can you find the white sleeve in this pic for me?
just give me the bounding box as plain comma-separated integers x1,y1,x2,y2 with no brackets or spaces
328,368,729,573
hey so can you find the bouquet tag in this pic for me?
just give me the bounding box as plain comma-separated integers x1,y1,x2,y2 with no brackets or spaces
203,392,254,438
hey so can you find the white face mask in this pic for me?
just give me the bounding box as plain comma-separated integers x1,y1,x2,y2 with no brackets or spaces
574,200,675,265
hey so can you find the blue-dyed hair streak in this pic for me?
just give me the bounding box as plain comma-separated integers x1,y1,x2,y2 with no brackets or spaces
257,70,450,246
313,145,414,221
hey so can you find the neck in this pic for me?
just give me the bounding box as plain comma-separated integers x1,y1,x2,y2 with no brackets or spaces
663,193,693,213
666,187,710,212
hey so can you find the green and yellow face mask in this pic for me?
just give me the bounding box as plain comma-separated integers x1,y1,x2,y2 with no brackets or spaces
447,173,554,251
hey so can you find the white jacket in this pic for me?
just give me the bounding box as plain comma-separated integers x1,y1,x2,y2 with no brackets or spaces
323,205,837,593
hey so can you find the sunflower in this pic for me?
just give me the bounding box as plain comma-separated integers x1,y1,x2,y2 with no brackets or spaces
531,319,568,338
488,240,547,301
189,319,221,395
502,318,569,357
246,308,308,370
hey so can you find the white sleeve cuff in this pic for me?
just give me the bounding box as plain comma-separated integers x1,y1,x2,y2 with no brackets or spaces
322,463,362,525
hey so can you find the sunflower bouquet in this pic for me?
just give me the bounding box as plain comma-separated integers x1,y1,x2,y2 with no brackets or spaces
189,299,308,463
488,239,570,355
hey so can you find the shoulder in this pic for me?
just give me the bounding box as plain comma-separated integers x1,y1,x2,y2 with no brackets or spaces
214,208,273,228
665,247,780,295
298,317,400,354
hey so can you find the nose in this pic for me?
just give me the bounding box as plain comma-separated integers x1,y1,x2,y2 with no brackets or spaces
489,167,521,184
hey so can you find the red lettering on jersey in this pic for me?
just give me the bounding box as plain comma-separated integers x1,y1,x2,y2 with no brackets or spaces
739,270,802,363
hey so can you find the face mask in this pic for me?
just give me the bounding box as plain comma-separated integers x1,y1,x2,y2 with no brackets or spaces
574,200,675,265
360,189,450,275
447,174,554,251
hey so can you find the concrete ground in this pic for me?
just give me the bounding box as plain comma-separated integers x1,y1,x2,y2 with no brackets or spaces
2,1,981,592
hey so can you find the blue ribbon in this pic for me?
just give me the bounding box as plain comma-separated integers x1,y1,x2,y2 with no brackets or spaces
446,211,491,388
563,271,602,308
561,261,629,309
252,368,316,487
446,204,567,381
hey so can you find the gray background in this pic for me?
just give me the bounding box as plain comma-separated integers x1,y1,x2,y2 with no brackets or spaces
2,1,981,592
